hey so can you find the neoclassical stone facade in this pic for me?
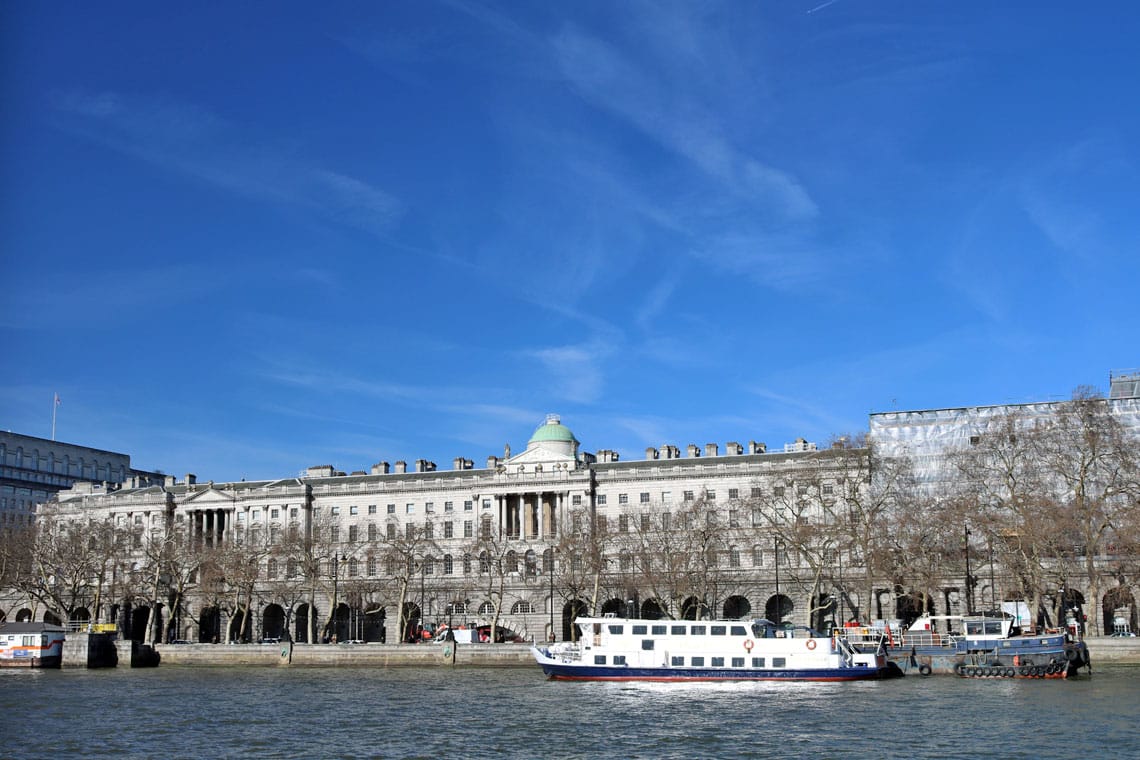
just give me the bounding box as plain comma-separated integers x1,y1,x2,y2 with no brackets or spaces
17,416,884,644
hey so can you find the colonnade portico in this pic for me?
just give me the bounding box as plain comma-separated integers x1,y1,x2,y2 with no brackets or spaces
496,491,564,539
189,508,230,547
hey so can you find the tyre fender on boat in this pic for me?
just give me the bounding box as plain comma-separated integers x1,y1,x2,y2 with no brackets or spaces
918,664,932,676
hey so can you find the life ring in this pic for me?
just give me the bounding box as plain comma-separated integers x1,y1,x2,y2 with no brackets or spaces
805,639,817,650
743,640,754,652
918,664,932,676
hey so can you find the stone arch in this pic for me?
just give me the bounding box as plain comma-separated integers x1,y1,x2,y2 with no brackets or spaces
895,592,934,628
16,608,33,622
681,596,708,620
723,595,751,620
810,593,837,633
129,606,150,641
1103,585,1137,636
262,603,286,640
44,610,62,626
70,607,91,627
363,606,386,643
401,602,422,643
293,603,319,643
640,598,666,620
199,606,221,643
765,594,793,624
600,597,625,616
561,599,588,642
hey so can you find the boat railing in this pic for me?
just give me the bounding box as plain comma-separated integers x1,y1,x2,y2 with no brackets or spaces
897,630,959,650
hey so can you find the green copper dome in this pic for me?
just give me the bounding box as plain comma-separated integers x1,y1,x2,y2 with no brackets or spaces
528,414,579,445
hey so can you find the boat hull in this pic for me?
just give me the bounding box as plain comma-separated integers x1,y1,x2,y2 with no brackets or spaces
533,647,898,682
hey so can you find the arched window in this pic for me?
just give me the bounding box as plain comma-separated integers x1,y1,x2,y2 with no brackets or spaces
752,545,764,566
462,553,472,575
424,556,435,575
479,601,495,615
729,545,741,568
506,550,518,574
511,600,534,614
479,551,491,574
619,550,632,571
266,558,279,579
348,557,359,577
524,550,537,576
443,554,454,575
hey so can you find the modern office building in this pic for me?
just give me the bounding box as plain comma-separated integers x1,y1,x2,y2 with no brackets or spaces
0,431,163,529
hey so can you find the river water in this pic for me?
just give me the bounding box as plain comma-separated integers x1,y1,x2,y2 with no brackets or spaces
2,664,1138,759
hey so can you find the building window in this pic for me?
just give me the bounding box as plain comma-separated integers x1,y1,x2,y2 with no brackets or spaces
331,526,341,542
639,492,650,504
387,524,396,540
368,523,377,541
444,521,454,539
707,490,716,501
425,522,434,539
464,500,473,511
443,554,453,575
774,486,785,497
729,488,739,500
823,484,834,496
291,507,299,520
270,508,279,519
406,524,415,539
348,525,359,542
387,504,396,514
444,501,454,512
618,493,629,505
683,491,694,501
367,557,377,577
618,514,629,533
597,494,607,506
464,520,473,538
368,504,377,515
331,506,340,516
572,495,582,506
350,505,359,515
640,513,650,531
425,502,434,513
406,503,415,514
267,558,278,579
482,499,491,510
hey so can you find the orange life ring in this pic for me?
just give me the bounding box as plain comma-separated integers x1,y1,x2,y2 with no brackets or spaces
743,639,754,652
806,639,817,650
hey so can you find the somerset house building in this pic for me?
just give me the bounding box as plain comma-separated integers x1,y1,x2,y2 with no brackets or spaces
21,415,869,645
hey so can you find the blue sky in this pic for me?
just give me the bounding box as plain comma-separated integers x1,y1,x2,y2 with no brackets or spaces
2,2,1137,481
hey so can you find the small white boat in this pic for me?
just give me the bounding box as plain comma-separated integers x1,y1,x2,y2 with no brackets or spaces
0,622,66,668
532,616,901,682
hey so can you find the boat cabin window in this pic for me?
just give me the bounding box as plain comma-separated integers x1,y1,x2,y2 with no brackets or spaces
671,625,687,635
595,655,606,664
652,625,667,635
773,657,786,668
691,656,705,666
730,626,747,636
607,625,624,634
672,656,684,666
641,639,655,650
751,622,772,638
632,625,648,635
691,625,706,635
752,657,765,667
711,625,727,636
985,621,1003,635
613,655,627,665
732,657,745,667
711,657,724,666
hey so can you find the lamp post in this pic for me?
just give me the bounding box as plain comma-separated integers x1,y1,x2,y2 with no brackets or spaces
773,537,782,625
548,547,558,642
330,553,347,643
963,525,973,615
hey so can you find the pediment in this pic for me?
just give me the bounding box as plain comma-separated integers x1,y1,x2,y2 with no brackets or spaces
505,444,577,468
183,488,237,504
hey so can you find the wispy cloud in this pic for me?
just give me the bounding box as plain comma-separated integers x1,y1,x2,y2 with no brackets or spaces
525,342,612,404
50,91,402,236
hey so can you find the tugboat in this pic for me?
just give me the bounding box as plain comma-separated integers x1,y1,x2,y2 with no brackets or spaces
839,612,1090,679
532,615,903,682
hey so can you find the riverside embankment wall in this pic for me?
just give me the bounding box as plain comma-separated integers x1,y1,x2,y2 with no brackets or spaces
153,641,534,667
108,637,1140,669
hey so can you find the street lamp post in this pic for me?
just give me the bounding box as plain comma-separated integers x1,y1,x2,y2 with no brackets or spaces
548,547,557,642
963,525,973,615
330,553,347,643
774,537,782,625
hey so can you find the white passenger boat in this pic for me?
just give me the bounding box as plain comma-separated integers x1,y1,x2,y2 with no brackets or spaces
532,616,901,682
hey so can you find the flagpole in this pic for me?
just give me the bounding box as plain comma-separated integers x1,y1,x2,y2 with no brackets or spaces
51,393,59,441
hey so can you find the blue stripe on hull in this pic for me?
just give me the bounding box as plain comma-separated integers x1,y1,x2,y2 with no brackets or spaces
539,664,889,682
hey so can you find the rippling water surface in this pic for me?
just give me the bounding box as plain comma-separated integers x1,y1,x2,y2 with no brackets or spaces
3,664,1138,759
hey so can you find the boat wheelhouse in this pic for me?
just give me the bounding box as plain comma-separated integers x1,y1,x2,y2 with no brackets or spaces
532,616,901,682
